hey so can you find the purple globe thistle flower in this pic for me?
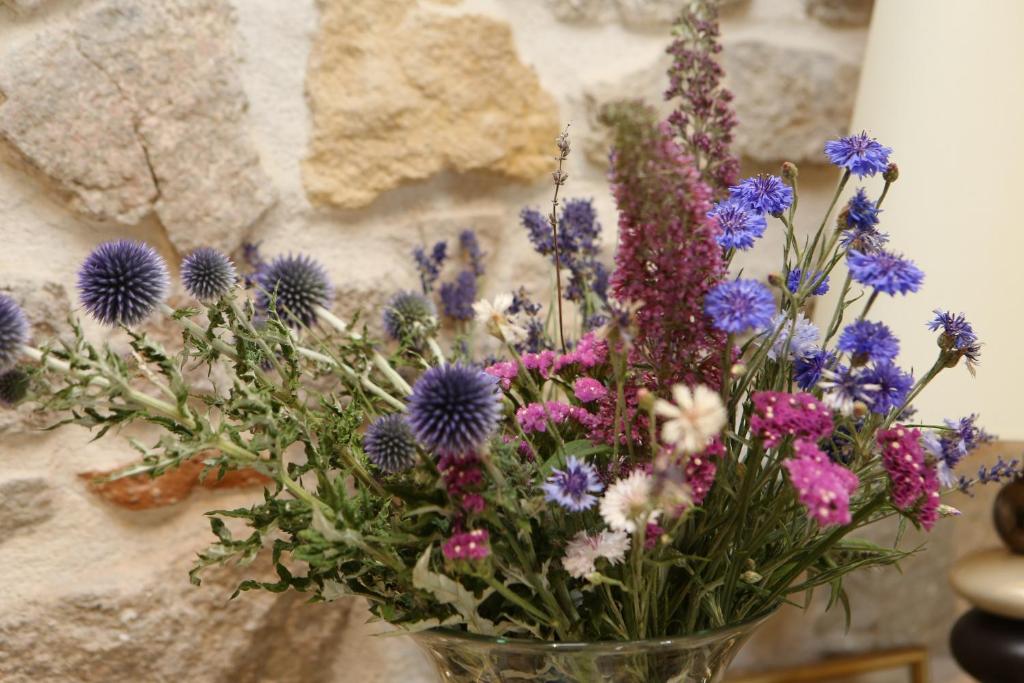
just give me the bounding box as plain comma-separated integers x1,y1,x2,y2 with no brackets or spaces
708,198,767,250
837,320,900,364
929,310,981,370
794,348,836,391
439,270,477,321
821,364,876,416
78,240,169,327
786,268,830,296
542,456,604,511
382,291,437,344
824,131,892,177
847,249,924,296
0,367,29,406
728,175,794,215
862,361,914,415
406,363,502,455
363,413,419,474
181,247,238,302
767,312,820,361
255,253,332,328
704,279,776,334
0,294,29,372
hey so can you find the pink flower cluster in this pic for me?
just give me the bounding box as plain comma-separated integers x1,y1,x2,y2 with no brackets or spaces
877,426,941,530
751,391,834,447
439,453,485,514
686,438,724,505
516,401,600,434
520,333,608,380
574,377,608,403
783,440,859,527
484,360,518,390
442,529,490,561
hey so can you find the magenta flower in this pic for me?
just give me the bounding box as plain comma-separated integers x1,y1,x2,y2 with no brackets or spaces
574,377,608,403
784,441,859,527
442,529,490,561
484,360,518,390
686,438,724,505
751,391,834,448
877,426,941,530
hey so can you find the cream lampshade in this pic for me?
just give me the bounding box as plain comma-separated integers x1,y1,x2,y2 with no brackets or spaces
838,0,1024,438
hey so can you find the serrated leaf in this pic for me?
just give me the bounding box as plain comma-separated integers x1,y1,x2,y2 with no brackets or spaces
412,546,496,635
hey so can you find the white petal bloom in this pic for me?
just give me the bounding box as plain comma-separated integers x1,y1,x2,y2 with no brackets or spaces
562,529,631,579
473,293,527,345
599,471,660,533
653,384,727,453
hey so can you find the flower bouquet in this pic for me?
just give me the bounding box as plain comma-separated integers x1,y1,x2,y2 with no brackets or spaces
0,4,1017,682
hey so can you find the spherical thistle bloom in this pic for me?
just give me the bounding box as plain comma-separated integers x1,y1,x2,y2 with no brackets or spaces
784,440,859,527
406,363,502,455
653,384,727,454
767,312,820,361
180,247,237,302
562,529,630,579
708,198,767,250
0,294,29,372
442,529,490,561
820,364,877,416
704,279,776,334
824,131,892,177
362,414,418,474
862,361,914,415
573,377,608,403
751,391,834,448
837,320,900,364
847,249,924,296
0,367,30,406
599,470,660,533
728,175,794,215
78,240,169,327
794,348,836,391
786,269,830,296
382,290,437,344
255,253,332,328
542,456,604,512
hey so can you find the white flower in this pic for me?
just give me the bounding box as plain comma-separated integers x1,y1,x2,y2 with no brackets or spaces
653,384,727,454
599,470,660,533
473,293,527,345
562,529,631,579
767,312,820,361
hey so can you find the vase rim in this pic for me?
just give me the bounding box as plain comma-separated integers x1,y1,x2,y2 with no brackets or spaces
410,606,776,652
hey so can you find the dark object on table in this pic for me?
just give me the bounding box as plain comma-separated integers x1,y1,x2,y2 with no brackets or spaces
950,609,1024,683
994,477,1024,553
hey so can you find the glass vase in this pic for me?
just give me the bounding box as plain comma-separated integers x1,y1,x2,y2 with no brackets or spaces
411,613,770,683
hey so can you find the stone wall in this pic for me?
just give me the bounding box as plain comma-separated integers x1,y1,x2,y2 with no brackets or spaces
0,1,988,681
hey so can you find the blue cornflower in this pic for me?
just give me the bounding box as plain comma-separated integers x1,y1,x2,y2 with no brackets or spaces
382,291,437,344
786,268,830,296
837,320,900,364
78,240,170,327
704,279,776,334
0,294,29,373
820,364,876,416
767,312,820,361
844,189,881,231
363,414,419,474
439,270,477,321
181,247,238,302
728,175,794,215
862,361,914,415
708,198,767,250
925,414,994,487
406,363,502,455
255,253,332,328
542,456,603,511
459,230,485,277
414,241,447,292
824,131,892,177
929,310,981,370
794,348,837,391
847,249,924,296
